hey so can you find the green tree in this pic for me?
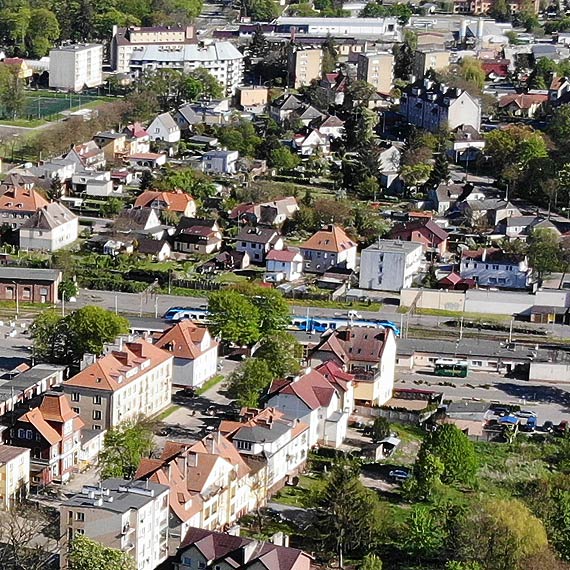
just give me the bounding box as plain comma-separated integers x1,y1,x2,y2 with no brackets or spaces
242,0,279,21
360,2,412,23
249,25,269,57
29,310,68,364
420,424,478,485
408,448,444,499
208,290,260,346
0,63,24,119
139,169,153,192
26,9,60,57
68,534,137,570
527,228,563,279
99,420,154,480
371,417,390,443
446,563,483,570
393,31,417,81
100,197,124,218
270,147,301,171
155,167,216,200
254,331,302,378
404,505,446,561
228,357,274,408
316,460,385,561
321,35,338,74
456,499,548,570
59,279,78,301
361,553,383,570
549,105,570,153
459,57,486,90
489,0,511,21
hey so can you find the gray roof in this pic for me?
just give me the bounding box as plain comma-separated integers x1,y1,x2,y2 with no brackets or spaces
51,43,102,53
64,478,168,513
152,112,179,131
21,202,76,231
446,401,490,415
236,226,280,244
2,364,64,391
132,42,243,63
467,199,515,212
506,215,536,227
363,239,422,255
233,421,290,444
0,267,61,282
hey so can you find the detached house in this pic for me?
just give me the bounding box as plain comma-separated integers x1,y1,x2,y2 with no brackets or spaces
300,225,357,273
220,407,310,493
0,445,30,508
174,527,313,570
153,320,218,389
460,248,534,290
8,392,83,488
498,93,548,118
390,218,449,257
123,122,151,154
63,338,173,431
236,226,283,264
266,247,303,282
0,183,49,228
173,218,223,255
292,130,330,156
148,113,181,143
134,190,197,218
65,141,106,171
266,364,355,449
19,202,79,252
310,327,397,406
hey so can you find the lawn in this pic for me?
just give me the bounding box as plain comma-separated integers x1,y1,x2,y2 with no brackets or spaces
290,298,382,311
399,306,512,323
272,473,325,508
195,374,224,396
154,404,180,421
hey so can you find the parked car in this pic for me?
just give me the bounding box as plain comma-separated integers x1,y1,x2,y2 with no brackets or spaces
543,421,554,433
205,405,217,416
520,417,537,433
389,469,411,482
516,410,537,419
492,407,510,417
557,421,569,434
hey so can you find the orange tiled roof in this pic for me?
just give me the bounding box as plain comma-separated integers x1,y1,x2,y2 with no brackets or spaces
65,339,172,392
134,189,195,213
0,186,49,213
301,225,356,253
153,321,217,361
19,408,61,446
39,392,77,423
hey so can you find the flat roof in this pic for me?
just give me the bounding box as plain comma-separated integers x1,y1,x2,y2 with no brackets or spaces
51,43,102,52
364,239,423,254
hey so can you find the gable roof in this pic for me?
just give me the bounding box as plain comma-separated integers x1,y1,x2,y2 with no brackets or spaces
138,238,170,255
498,93,548,109
236,226,281,244
151,112,179,131
18,408,61,445
0,184,49,212
390,219,448,242
65,339,172,392
113,207,158,231
313,326,391,364
134,190,195,212
266,246,301,262
153,320,216,360
301,224,356,253
268,368,339,410
21,202,76,231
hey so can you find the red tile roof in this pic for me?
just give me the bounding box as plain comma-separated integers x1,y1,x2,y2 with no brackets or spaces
301,225,356,253
498,93,548,109
268,368,339,410
134,189,195,213
153,320,217,361
266,247,301,262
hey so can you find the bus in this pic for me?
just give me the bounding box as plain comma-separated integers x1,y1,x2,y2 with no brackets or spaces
434,359,469,378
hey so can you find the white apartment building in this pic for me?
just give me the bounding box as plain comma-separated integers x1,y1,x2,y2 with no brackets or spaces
128,42,244,96
0,445,30,509
19,202,79,252
357,51,394,94
49,44,103,92
63,338,173,431
359,239,424,292
60,479,170,570
111,25,196,73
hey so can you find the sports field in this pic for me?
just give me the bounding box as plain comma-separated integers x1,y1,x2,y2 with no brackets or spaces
20,92,109,121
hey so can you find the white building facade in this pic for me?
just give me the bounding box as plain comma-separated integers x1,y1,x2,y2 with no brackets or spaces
49,44,103,91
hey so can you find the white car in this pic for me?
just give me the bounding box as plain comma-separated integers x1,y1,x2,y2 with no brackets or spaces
516,410,537,418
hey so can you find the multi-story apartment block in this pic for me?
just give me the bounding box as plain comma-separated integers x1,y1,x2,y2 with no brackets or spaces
288,48,323,89
453,0,539,14
359,239,424,292
400,78,481,132
412,48,451,79
8,392,83,488
357,51,394,94
111,25,196,72
60,479,170,570
63,338,173,431
0,445,30,508
49,44,103,92
135,434,251,546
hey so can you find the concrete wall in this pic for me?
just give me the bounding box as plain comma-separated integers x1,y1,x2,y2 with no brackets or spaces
464,289,534,315
529,361,570,382
400,288,466,311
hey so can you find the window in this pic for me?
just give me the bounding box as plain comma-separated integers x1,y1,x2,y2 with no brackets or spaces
93,395,102,405
75,512,85,521
71,392,80,402
75,529,85,536
17,429,25,438
26,430,33,440
93,425,102,431
492,264,499,270
22,287,31,300
72,407,80,414
182,557,192,567
93,411,102,420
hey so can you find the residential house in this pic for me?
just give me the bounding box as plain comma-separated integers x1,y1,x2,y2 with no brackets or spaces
0,182,49,228
71,170,114,197
174,101,232,130
0,267,61,304
236,226,284,264
207,250,249,271
153,320,218,389
292,130,330,156
92,131,128,162
296,105,326,126
125,152,167,170
62,338,173,430
0,445,30,508
148,113,181,144
269,94,304,124
502,215,560,239
8,392,83,488
460,248,534,289
359,239,424,291
317,115,345,139
481,59,509,81
65,141,106,171
390,219,449,257
428,182,484,215
220,407,309,493
378,143,402,189
173,527,313,570
60,479,170,570
450,125,485,163
236,86,269,112
461,199,520,227
134,190,197,218
437,272,474,290
549,74,570,105
300,224,357,273
230,197,299,226
400,78,481,132
138,238,172,261
112,207,161,233
202,150,238,175
173,218,223,255
3,58,32,79
266,365,355,448
498,93,548,118
123,123,151,155
310,326,397,406
266,247,303,282
317,72,348,106
135,434,251,544
19,202,79,252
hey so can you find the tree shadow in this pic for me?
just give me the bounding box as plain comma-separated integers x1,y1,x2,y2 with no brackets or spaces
493,382,570,412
